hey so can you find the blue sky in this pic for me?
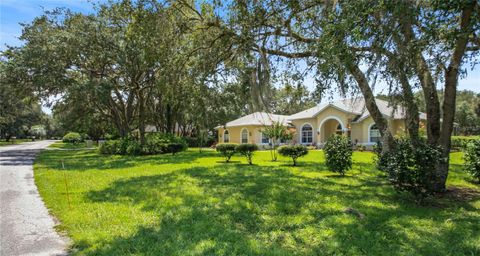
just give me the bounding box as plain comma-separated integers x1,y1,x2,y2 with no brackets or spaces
1,0,479,106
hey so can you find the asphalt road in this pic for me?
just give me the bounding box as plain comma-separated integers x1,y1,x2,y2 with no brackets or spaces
0,140,68,256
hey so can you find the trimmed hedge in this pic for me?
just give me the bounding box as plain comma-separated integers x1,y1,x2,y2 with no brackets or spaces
278,145,308,166
62,132,83,144
216,143,238,163
236,143,258,165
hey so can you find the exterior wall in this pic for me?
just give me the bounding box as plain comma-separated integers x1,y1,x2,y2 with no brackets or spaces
217,125,268,144
350,122,365,144
353,117,408,146
391,119,406,137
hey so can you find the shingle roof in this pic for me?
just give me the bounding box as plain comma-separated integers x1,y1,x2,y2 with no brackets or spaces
288,97,426,121
218,112,290,128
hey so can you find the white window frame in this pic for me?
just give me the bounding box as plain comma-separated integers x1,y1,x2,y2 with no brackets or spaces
223,130,230,143
368,123,381,144
301,123,313,144
241,128,249,144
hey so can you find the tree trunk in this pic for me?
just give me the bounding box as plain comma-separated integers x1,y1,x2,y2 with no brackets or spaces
415,56,441,145
138,90,146,145
433,2,475,192
393,56,420,141
397,9,441,145
347,63,394,153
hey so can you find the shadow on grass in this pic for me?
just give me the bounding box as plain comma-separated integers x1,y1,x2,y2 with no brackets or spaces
36,149,219,171
215,160,241,164
82,165,480,255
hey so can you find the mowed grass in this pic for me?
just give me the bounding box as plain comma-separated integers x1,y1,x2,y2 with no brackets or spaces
34,146,480,255
0,138,31,146
48,141,97,149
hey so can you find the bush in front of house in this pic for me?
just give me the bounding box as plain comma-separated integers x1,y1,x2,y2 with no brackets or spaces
62,132,83,144
378,137,442,201
278,144,308,166
216,143,238,162
463,139,480,183
324,134,353,175
236,143,259,165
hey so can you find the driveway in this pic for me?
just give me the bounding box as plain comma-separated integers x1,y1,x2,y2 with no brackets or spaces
0,140,68,256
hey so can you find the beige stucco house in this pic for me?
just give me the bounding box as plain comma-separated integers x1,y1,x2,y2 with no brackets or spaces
215,112,290,146
216,97,426,147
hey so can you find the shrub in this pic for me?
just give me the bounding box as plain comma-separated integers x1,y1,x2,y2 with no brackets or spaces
323,135,353,175
99,140,119,154
126,140,142,155
236,143,259,165
356,144,366,152
216,143,238,162
378,137,442,201
62,132,83,144
451,136,480,150
99,133,187,155
167,143,185,155
184,135,216,147
278,144,308,166
142,140,167,155
463,139,480,182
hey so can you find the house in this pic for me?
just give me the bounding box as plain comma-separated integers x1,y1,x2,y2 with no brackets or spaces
216,112,290,146
215,97,426,147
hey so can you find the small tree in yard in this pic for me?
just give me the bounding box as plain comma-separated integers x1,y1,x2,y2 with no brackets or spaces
262,121,293,161
464,139,480,183
216,143,238,163
236,144,258,165
324,135,353,176
278,145,308,166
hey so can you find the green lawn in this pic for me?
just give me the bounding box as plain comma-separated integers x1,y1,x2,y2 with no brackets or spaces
48,141,97,150
34,148,479,255
0,138,31,146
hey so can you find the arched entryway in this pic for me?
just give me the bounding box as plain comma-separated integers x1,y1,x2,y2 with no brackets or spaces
319,117,345,143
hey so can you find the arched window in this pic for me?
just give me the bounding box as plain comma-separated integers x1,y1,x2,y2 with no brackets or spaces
223,130,229,143
301,124,313,144
369,124,381,143
241,129,248,144
336,123,343,135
